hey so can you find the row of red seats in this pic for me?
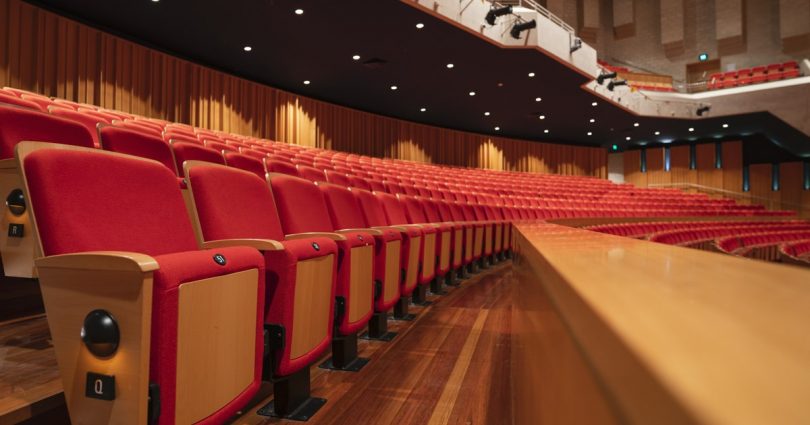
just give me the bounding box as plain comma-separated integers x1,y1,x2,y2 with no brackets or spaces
707,61,802,90
648,224,810,246
780,239,810,266
585,220,805,238
716,230,810,255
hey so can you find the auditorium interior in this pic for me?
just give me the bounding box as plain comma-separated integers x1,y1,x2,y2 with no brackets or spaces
0,0,809,424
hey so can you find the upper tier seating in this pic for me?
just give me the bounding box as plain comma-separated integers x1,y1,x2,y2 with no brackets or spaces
708,61,803,90
20,143,266,425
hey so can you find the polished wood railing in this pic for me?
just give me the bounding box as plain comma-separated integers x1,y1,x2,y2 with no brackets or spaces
511,222,810,425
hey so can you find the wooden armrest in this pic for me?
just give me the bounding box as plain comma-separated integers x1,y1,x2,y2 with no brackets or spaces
336,228,384,236
0,157,16,170
373,225,409,232
35,251,159,273
285,232,347,241
201,238,284,251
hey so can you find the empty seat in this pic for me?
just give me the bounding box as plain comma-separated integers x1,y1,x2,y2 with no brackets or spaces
265,159,299,177
49,107,112,147
99,125,178,175
21,143,266,425
320,183,403,339
170,141,225,176
399,194,453,293
268,173,375,371
224,151,266,179
297,164,327,182
0,93,44,111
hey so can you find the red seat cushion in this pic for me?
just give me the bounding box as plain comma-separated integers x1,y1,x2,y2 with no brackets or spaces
0,105,95,159
100,126,177,174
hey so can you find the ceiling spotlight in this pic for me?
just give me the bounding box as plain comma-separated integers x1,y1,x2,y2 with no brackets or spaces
294,8,304,15
722,123,729,128
243,46,252,52
420,107,427,112
607,80,627,91
626,136,631,140
151,0,159,3
634,122,640,127
544,129,549,134
589,118,595,123
655,131,660,135
469,91,476,96
538,115,546,120
570,37,583,53
597,72,617,85
592,102,598,106
688,127,695,132
535,97,542,102
352,54,361,60
390,85,398,90
484,112,490,116
587,132,592,136
494,126,501,131
303,80,311,85
511,19,537,39
446,63,454,69
485,5,512,25
528,72,536,78
416,23,425,29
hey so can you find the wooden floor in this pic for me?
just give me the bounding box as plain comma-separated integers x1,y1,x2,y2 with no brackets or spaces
0,261,514,425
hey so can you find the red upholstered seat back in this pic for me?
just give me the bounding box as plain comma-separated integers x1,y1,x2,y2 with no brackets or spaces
377,192,409,225
297,165,326,182
266,159,300,177
0,105,95,159
0,93,44,111
187,165,286,241
100,126,177,174
421,200,443,223
353,189,389,227
400,195,428,223
325,170,351,187
224,152,266,179
49,107,111,146
436,201,455,222
320,184,367,230
269,174,334,234
171,142,225,174
24,148,197,256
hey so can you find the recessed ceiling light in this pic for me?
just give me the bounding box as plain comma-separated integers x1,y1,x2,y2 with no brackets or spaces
295,8,304,15
633,122,640,127
626,136,631,140
654,131,660,135
589,118,595,123
591,102,598,106
528,72,536,77
420,107,427,112
243,46,252,52
535,97,542,102
352,54,361,60
151,0,159,2
538,115,546,120
587,132,592,136
688,127,694,132
494,126,500,131
446,63,454,69
469,91,476,96
722,123,729,128
544,129,549,134
303,80,311,85
390,85,398,90
416,23,425,29
484,112,490,116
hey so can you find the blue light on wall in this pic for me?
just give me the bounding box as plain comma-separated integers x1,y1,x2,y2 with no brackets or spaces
743,165,750,192
664,146,671,172
804,161,810,190
714,142,722,169
698,53,709,61
772,163,780,191
640,148,647,173
689,144,697,169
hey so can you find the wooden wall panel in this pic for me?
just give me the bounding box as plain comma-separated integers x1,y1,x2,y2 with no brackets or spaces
780,162,804,214
669,145,696,185
696,143,722,189
645,147,668,186
722,141,743,193
0,0,606,177
749,163,779,210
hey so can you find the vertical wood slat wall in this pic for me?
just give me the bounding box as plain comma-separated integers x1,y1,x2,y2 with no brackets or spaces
0,0,607,177
624,141,810,218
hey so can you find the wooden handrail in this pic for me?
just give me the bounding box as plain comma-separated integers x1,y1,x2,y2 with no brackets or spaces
647,182,805,210
512,222,810,425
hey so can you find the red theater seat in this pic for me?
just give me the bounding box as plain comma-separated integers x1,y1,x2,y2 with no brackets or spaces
265,159,299,177
268,173,375,371
99,125,178,175
185,162,336,419
20,143,266,425
0,93,44,111
49,107,112,147
320,183,403,339
399,195,453,293
224,152,266,178
297,164,327,182
170,141,225,176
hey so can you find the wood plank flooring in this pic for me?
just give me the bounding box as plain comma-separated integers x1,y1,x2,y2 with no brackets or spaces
0,261,514,425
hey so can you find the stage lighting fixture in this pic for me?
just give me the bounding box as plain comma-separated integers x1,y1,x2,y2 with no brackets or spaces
485,5,512,25
597,72,617,85
696,106,711,116
607,80,627,91
510,20,536,39
570,37,582,53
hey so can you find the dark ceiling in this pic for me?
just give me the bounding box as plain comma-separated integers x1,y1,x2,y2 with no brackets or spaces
25,0,809,158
